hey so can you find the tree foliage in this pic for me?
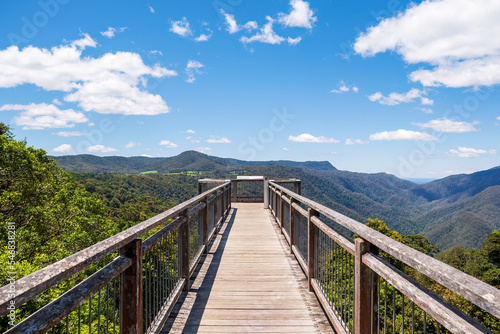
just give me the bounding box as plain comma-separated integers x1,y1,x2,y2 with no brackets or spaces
0,124,116,330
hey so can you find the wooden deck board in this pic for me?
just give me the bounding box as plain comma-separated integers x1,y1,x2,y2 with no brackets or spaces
162,203,334,333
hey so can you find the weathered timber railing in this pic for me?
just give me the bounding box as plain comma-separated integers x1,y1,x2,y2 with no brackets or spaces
268,181,500,334
0,181,231,334
199,176,301,203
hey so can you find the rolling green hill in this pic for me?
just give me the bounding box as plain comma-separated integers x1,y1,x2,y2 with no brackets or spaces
52,151,500,250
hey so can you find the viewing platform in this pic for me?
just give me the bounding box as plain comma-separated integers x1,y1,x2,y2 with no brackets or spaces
1,177,499,334
164,203,333,333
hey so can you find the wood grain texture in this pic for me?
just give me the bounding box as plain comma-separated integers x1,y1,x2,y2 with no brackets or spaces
162,203,334,333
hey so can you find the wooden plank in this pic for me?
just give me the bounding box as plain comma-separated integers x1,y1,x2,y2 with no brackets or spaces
162,203,334,333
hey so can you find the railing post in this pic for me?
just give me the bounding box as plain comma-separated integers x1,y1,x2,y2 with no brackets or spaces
203,197,209,254
354,238,378,334
119,239,143,334
231,180,237,203
279,192,284,232
221,188,225,219
179,210,190,292
225,184,231,214
294,179,301,195
263,177,269,208
214,192,219,228
308,208,319,292
290,198,296,254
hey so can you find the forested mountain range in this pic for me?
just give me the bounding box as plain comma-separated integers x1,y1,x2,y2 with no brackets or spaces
52,151,500,250
51,150,336,173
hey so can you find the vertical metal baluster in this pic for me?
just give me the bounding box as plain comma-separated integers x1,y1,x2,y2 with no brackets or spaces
377,276,380,334
402,294,405,334
384,280,387,334
423,312,427,334
153,241,158,322
342,248,350,328
112,278,116,334
162,237,166,307
106,283,110,334
149,249,153,327
351,250,354,332
97,289,101,334
411,302,415,334
334,242,338,313
88,295,92,334
436,322,440,334
145,252,149,330
340,245,344,327
393,288,396,334
78,305,82,334
66,315,69,334
318,231,321,291
328,239,332,306
336,243,340,313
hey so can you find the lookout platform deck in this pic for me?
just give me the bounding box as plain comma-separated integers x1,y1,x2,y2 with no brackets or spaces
162,203,334,333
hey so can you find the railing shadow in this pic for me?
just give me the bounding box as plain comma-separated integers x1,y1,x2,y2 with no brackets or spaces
161,207,238,333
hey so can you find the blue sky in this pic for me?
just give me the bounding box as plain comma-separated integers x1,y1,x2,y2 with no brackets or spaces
0,0,499,178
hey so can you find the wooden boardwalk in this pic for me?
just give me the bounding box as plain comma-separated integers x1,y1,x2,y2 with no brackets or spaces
162,203,334,333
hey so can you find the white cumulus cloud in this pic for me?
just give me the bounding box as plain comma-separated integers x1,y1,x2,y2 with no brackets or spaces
243,21,258,31
207,135,230,143
195,147,212,154
331,81,358,94
185,60,204,83
414,118,478,133
159,140,178,148
101,27,126,39
221,10,239,34
278,0,317,29
71,33,97,50
0,103,88,130
447,147,498,158
170,17,192,37
240,17,285,45
53,144,73,153
0,42,177,115
85,145,118,153
345,139,369,145
125,141,140,148
369,129,438,141
354,0,500,88
368,88,430,106
289,133,339,143
54,131,86,137
194,33,212,42
287,36,302,46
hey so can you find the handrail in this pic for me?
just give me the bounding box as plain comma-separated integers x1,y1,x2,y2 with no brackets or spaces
268,180,499,333
0,181,229,313
269,181,500,319
362,253,491,333
7,255,133,334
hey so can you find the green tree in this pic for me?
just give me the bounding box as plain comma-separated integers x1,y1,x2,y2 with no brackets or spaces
1,123,118,330
0,124,116,265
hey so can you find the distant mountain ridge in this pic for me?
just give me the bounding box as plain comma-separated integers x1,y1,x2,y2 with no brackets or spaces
50,150,337,173
52,151,500,250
